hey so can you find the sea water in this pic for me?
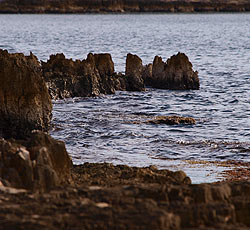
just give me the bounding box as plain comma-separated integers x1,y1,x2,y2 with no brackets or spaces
1,13,249,183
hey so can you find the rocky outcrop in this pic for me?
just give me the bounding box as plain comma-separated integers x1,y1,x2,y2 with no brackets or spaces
150,52,200,90
124,53,145,91
0,131,73,191
0,163,250,229
42,53,148,100
42,53,118,100
0,50,52,139
0,0,249,13
147,115,196,125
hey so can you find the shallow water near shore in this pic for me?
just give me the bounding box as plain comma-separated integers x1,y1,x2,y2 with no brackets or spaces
1,13,249,183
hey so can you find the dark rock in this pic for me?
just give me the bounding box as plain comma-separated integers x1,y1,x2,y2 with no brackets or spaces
73,162,191,186
124,53,145,91
0,49,52,139
0,131,73,191
150,52,200,90
142,63,153,85
147,115,196,125
1,0,250,13
42,53,117,100
0,163,250,229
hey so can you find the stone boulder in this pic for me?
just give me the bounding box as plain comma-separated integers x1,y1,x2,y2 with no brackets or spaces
42,53,117,100
124,53,145,91
0,131,73,191
150,52,200,90
0,49,52,139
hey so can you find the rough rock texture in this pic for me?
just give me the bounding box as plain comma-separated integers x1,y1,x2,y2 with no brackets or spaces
42,53,117,100
0,49,52,139
0,131,73,191
142,63,153,86
125,53,145,91
147,115,196,125
0,163,250,229
151,52,200,90
0,0,249,13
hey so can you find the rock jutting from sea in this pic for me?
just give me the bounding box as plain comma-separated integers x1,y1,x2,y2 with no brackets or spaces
0,48,250,229
0,0,249,13
41,51,199,100
0,50,52,139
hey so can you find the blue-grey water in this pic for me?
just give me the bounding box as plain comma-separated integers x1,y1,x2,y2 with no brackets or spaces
0,14,249,182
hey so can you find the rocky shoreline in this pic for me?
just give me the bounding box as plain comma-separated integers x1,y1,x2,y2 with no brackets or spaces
0,49,250,229
0,0,250,13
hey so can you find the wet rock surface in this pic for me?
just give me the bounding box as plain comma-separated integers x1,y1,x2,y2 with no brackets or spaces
0,0,249,13
150,52,200,90
0,49,52,139
0,131,73,191
147,115,196,125
0,163,249,230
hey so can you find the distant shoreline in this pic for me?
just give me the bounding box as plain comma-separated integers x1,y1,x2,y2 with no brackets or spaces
0,0,250,14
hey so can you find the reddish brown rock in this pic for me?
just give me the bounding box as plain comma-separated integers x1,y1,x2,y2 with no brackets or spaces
0,49,52,139
42,53,117,99
151,52,200,90
0,131,73,191
0,163,250,229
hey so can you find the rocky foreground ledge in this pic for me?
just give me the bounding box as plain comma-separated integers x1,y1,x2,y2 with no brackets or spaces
0,49,249,229
0,0,249,13
0,162,250,229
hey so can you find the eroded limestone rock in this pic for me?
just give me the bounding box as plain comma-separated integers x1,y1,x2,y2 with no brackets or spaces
0,49,52,139
42,53,117,99
150,52,200,90
125,53,145,91
0,131,73,191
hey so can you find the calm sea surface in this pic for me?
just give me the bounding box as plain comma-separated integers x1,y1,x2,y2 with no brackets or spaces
0,14,249,182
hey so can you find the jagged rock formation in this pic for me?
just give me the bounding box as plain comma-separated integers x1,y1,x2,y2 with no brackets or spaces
0,49,52,139
151,52,200,90
124,52,199,90
0,163,249,229
42,53,148,100
0,0,249,13
124,53,145,91
42,53,118,100
0,131,73,191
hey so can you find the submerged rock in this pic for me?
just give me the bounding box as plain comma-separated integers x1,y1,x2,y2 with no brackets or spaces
147,115,196,125
0,49,52,139
150,52,200,90
0,131,73,191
